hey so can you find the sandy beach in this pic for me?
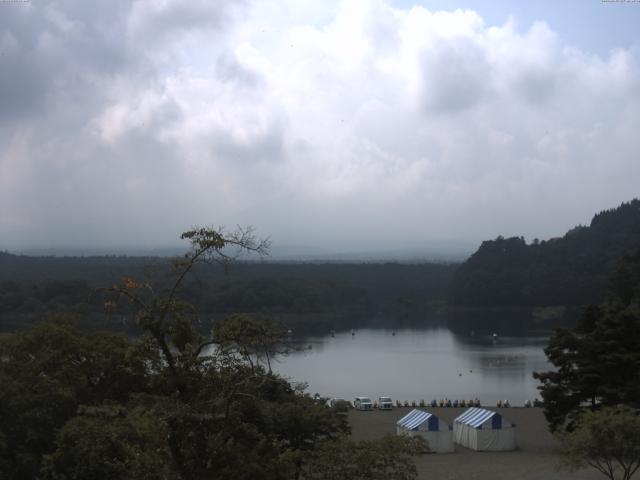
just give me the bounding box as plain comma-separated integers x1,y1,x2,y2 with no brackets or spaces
348,407,607,480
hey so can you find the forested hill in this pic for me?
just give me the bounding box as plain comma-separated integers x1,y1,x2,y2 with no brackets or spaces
0,254,456,333
451,199,640,308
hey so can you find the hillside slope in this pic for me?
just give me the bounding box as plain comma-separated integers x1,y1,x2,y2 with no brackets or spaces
452,199,640,309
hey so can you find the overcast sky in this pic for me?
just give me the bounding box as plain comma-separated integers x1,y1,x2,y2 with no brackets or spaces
1,0,639,256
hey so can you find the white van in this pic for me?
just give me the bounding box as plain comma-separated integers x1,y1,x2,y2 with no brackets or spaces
354,396,373,410
378,396,393,410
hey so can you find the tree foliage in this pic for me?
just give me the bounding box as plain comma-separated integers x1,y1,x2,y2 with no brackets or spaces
0,226,423,480
303,435,426,480
452,199,640,309
0,252,454,335
213,313,288,373
41,403,177,480
534,249,640,431
0,317,156,479
558,405,640,480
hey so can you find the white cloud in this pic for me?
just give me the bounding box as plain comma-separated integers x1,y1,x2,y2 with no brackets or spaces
1,0,639,252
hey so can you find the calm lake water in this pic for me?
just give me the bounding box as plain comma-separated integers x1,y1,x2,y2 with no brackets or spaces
274,328,551,406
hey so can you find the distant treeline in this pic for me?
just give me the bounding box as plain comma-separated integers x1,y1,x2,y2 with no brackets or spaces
3,199,640,335
449,199,640,333
0,255,455,334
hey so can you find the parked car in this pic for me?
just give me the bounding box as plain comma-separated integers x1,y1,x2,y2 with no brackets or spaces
354,396,373,410
378,396,393,410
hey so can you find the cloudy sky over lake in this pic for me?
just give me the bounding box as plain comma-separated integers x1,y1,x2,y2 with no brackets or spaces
1,0,639,256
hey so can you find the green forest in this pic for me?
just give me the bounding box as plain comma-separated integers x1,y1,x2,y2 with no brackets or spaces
2,199,640,335
452,199,640,307
448,199,640,333
0,228,426,480
0,254,455,335
2,202,640,479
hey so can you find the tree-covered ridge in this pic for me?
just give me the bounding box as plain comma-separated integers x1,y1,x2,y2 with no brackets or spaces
452,199,640,307
0,256,455,334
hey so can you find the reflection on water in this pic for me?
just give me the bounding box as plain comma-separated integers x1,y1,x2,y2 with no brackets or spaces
274,328,550,405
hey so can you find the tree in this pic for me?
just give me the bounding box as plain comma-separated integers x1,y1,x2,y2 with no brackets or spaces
95,226,353,480
41,403,177,480
558,405,640,480
0,317,155,479
1,226,424,480
213,313,288,373
534,250,640,431
107,226,270,398
302,435,426,480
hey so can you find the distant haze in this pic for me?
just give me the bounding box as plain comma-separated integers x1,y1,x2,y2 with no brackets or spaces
16,240,474,263
1,1,639,255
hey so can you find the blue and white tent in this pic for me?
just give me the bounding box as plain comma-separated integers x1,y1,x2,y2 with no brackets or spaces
396,409,454,453
453,407,516,451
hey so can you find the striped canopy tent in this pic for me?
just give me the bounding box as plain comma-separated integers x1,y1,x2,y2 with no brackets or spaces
396,409,454,453
453,407,516,451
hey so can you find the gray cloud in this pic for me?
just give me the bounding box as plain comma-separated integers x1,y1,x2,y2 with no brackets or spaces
127,0,241,45
0,1,132,120
216,51,265,89
1,1,639,255
420,38,493,113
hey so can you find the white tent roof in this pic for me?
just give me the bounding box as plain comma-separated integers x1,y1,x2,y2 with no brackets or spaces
397,409,454,453
454,407,506,429
397,409,447,432
397,409,433,430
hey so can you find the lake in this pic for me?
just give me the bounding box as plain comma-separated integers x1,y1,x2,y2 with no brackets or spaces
274,328,551,406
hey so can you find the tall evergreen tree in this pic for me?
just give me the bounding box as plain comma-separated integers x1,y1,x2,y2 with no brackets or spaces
534,249,640,431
